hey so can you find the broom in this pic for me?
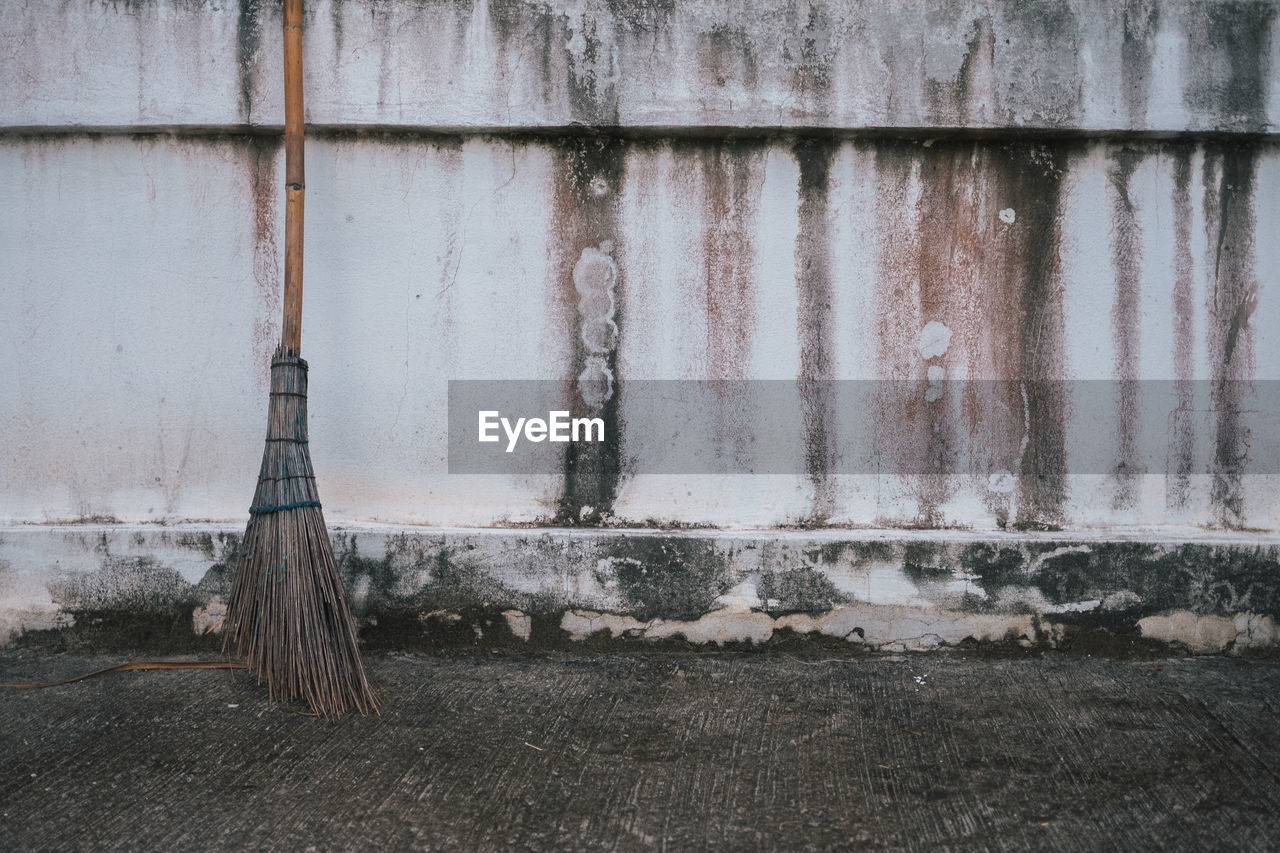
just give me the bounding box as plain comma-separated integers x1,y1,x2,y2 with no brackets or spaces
223,0,376,719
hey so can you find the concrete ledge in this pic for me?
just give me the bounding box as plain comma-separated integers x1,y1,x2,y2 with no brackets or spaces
3,0,1276,133
2,524,1277,655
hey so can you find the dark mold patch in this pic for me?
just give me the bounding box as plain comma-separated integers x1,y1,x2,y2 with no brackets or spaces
235,0,264,125
1202,144,1260,526
1030,543,1149,607
18,556,216,652
175,531,217,560
872,139,1068,528
338,542,406,618
1001,143,1069,529
549,136,627,524
562,8,619,124
50,556,194,611
803,539,895,567
608,537,731,621
926,16,997,126
957,543,1027,594
995,1,1082,125
793,138,836,519
1107,147,1147,508
329,0,345,58
780,0,835,108
333,534,534,616
1029,542,1280,617
15,608,216,653
489,0,560,113
192,532,242,599
1168,143,1197,508
1121,0,1160,129
902,542,951,583
606,0,676,35
416,549,531,612
757,566,847,613
696,24,760,93
1047,612,1177,659
359,606,556,652
1182,1,1276,131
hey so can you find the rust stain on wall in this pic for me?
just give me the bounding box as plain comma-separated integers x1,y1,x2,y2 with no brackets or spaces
696,140,765,472
245,136,281,390
874,141,1069,528
871,143,924,521
550,136,626,523
912,144,973,524
699,141,764,381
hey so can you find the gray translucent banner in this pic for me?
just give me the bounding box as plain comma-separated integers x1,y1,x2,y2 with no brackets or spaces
447,380,1280,476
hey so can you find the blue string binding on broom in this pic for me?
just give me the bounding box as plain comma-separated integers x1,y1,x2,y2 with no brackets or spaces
249,500,322,514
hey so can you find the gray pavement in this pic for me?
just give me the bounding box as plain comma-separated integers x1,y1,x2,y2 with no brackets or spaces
2,649,1279,851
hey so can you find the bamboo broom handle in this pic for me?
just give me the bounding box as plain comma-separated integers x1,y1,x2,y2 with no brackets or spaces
282,0,305,354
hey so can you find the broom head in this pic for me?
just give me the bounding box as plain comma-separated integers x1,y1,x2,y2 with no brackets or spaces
224,347,376,719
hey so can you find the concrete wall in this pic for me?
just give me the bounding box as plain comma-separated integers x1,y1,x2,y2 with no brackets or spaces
4,0,1277,132
2,1,1279,649
3,133,1279,529
3,0,1278,532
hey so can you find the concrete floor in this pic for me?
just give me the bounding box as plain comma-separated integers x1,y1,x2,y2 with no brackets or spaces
2,649,1279,851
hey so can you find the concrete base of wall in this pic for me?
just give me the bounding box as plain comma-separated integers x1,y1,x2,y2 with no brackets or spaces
2,524,1277,655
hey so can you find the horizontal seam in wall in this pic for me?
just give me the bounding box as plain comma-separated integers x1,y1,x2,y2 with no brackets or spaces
0,123,1277,144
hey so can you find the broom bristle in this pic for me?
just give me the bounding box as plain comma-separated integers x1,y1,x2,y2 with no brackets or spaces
224,348,376,719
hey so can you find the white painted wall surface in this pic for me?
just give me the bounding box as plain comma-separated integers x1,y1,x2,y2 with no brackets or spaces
4,134,1277,529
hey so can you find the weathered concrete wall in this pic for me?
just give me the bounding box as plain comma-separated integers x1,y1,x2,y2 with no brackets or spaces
3,524,1277,653
3,0,1277,132
2,1,1278,648
4,134,1278,529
